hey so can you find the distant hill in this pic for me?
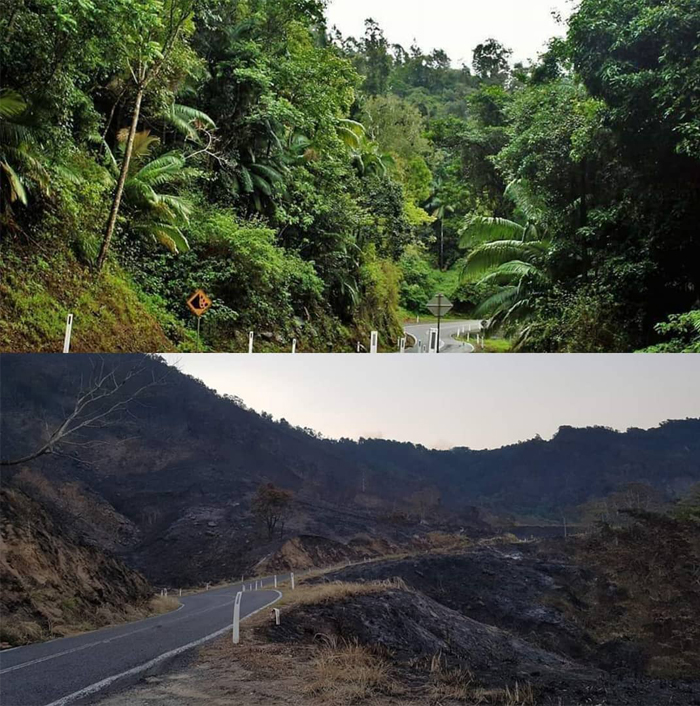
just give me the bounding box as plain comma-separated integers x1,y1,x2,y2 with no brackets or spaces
1,354,699,583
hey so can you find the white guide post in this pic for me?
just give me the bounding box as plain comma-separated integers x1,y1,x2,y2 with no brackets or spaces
274,575,278,588
179,588,182,597
290,572,295,590
62,314,73,353
399,337,406,354
370,331,378,354
428,328,439,354
248,331,254,354
242,583,245,592
232,591,242,644
273,608,280,626
291,339,297,354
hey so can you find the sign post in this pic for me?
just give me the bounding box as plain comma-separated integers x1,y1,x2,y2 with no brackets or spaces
370,331,378,354
426,294,453,354
186,290,212,352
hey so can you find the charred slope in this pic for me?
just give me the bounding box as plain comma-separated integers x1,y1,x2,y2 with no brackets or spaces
318,517,700,681
0,486,153,648
262,587,700,705
2,355,698,521
1,354,699,584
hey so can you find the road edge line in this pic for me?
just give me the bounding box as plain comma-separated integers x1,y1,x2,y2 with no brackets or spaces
43,590,283,706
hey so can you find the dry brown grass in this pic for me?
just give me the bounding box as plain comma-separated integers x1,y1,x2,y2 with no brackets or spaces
244,578,407,633
304,636,393,704
470,683,536,705
148,595,180,614
426,652,535,705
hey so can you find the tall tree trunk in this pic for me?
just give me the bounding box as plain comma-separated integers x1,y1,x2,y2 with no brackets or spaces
96,86,144,272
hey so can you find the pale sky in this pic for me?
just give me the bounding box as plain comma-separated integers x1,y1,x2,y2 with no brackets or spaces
162,354,700,450
325,0,576,67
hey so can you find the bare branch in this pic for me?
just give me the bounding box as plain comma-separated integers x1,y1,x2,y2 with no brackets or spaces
0,360,168,466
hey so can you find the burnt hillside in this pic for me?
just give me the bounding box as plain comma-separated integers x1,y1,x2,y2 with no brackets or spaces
1,354,699,583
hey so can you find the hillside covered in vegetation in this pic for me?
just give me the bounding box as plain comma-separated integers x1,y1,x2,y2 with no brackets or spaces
1,0,699,351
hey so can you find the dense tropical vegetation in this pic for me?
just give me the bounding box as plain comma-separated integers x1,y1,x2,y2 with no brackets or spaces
1,0,698,351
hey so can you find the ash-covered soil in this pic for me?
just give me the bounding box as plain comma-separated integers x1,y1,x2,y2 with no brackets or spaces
286,533,700,705
261,585,700,705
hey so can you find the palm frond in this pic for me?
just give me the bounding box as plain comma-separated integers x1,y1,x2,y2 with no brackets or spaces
238,166,254,193
250,173,272,196
478,260,543,286
1,161,28,204
134,152,186,185
0,90,27,120
473,286,520,317
250,163,284,183
165,103,216,142
460,215,524,246
133,222,190,254
466,240,544,274
504,179,546,224
117,129,160,162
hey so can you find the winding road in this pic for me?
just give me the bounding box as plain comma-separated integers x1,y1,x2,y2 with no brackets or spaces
404,319,482,353
0,578,285,706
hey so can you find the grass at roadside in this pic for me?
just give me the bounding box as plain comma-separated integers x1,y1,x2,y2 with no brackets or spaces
456,334,512,353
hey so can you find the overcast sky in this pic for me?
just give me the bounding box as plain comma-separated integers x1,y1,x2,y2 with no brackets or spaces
162,354,700,450
325,0,576,67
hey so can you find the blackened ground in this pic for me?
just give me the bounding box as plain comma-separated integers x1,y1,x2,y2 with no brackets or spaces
261,587,700,706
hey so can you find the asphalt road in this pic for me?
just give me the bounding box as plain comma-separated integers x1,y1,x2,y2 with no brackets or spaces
404,319,481,353
0,578,285,706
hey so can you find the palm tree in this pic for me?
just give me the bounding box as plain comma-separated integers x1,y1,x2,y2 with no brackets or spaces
425,189,455,271
105,130,199,254
459,180,551,340
0,89,48,210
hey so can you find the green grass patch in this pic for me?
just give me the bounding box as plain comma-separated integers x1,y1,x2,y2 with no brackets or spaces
456,334,512,353
0,244,180,352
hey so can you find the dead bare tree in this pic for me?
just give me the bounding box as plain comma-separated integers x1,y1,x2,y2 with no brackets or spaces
0,358,167,466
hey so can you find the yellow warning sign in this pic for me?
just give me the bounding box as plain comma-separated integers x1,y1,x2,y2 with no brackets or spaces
186,289,212,317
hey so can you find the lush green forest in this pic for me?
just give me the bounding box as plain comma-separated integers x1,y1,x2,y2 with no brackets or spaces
1,0,698,352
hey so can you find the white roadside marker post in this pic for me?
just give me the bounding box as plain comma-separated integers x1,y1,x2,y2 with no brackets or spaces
399,337,406,354
248,331,254,354
290,572,295,590
242,583,245,592
62,314,74,353
273,608,280,626
232,591,242,644
274,575,277,588
370,331,378,354
292,339,297,354
179,588,182,597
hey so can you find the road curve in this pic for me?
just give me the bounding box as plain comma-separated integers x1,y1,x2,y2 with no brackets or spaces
0,578,285,706
404,319,481,353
